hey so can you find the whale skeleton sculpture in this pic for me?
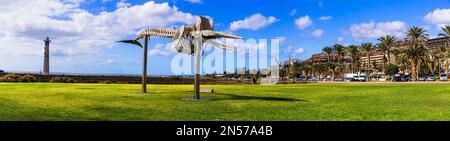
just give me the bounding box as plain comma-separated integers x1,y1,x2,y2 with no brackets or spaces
119,16,242,100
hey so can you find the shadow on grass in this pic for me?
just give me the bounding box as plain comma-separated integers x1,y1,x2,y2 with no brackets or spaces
212,93,308,102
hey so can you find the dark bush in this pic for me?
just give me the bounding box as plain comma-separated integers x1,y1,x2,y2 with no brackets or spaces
19,75,38,82
385,64,399,77
50,76,78,83
99,80,115,84
0,73,21,82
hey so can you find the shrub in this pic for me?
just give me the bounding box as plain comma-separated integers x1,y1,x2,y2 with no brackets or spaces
0,70,4,73
19,75,38,82
385,64,399,77
0,73,21,82
50,76,78,83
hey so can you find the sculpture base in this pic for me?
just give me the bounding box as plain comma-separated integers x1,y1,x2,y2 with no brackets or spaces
181,98,210,101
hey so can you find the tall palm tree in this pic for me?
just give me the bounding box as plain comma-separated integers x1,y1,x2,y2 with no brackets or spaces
313,63,327,81
378,35,397,64
322,46,334,80
440,25,450,73
303,61,314,78
361,42,373,81
406,26,429,47
322,47,334,63
404,45,428,81
333,44,345,76
438,25,450,37
376,43,388,71
435,45,447,73
348,45,360,73
391,48,401,65
398,53,411,73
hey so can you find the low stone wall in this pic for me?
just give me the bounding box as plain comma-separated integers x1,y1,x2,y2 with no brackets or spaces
0,73,255,85
0,73,318,84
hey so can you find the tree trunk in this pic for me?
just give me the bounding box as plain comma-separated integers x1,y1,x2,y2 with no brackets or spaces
411,59,417,81
367,54,370,82
317,72,321,82
332,69,335,81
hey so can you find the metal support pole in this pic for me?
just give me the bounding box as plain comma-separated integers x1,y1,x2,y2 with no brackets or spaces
194,31,202,100
142,36,149,93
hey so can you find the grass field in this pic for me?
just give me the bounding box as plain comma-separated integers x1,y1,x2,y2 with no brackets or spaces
1,83,450,121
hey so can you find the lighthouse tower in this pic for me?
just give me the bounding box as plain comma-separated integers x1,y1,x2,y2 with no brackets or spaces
43,37,51,75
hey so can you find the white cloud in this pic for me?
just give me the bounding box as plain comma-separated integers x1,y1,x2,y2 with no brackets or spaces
311,29,324,38
116,0,131,9
283,46,305,57
318,1,324,7
275,36,286,44
338,37,344,43
295,15,313,30
349,21,406,40
148,43,177,56
424,8,450,28
230,13,278,31
184,0,202,4
0,0,195,57
289,9,297,16
0,0,196,72
294,48,305,54
101,0,113,3
319,16,332,21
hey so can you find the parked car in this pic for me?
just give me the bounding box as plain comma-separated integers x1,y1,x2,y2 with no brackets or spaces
335,77,344,82
427,74,435,81
355,76,366,82
440,73,447,81
418,74,426,81
344,77,355,82
322,77,331,81
393,74,402,82
309,77,317,81
401,75,411,81
371,76,386,81
294,76,305,81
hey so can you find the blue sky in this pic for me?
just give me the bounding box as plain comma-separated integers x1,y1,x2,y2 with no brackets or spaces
0,0,449,75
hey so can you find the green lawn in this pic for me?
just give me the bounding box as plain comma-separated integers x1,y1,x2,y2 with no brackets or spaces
1,83,450,121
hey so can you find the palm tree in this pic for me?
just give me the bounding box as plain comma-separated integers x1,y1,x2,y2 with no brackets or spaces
322,46,334,80
313,63,327,81
391,48,401,65
435,45,447,74
378,35,397,64
303,61,314,78
347,45,360,73
406,26,429,47
398,53,411,73
440,25,450,73
322,47,334,62
361,42,373,81
404,45,428,81
438,25,450,37
376,43,388,72
333,44,345,76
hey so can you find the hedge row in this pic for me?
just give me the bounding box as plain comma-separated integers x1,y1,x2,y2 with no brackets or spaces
0,74,37,82
0,74,77,83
